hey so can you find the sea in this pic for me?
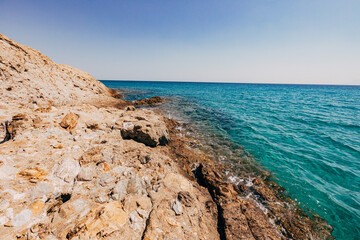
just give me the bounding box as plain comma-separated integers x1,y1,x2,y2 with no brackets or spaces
101,80,360,239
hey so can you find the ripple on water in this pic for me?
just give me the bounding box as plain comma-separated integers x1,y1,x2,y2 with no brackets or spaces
101,81,360,239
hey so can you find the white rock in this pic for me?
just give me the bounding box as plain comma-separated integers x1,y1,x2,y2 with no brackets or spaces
98,173,113,186
53,158,80,183
111,179,129,201
129,211,143,231
30,182,52,199
11,209,32,227
127,176,147,196
0,165,18,180
77,166,95,181
3,189,26,200
0,216,9,225
5,208,13,219
0,200,9,212
122,122,134,130
172,198,183,215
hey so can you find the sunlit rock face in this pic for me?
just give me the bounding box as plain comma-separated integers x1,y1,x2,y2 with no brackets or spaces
0,33,113,109
0,33,220,240
0,33,333,240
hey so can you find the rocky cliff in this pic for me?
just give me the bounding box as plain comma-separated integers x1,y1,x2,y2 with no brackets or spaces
0,33,333,239
0,33,114,109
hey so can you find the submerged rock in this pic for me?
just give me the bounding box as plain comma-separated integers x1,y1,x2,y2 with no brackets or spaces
133,96,165,106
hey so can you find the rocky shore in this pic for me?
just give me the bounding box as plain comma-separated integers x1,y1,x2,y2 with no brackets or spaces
0,33,333,239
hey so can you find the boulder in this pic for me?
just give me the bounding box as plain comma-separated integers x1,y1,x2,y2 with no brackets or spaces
119,110,169,147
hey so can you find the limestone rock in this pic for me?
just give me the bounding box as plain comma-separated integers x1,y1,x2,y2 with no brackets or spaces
111,179,129,201
11,209,32,227
172,198,183,215
77,166,95,181
29,182,53,199
17,167,47,183
127,175,147,195
125,105,136,111
0,33,113,108
119,110,170,147
59,112,79,130
79,146,103,165
66,201,127,239
50,196,95,239
53,158,80,183
111,175,147,202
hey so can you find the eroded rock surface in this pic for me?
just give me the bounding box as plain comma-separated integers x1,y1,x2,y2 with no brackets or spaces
119,109,170,147
0,33,120,109
0,33,333,240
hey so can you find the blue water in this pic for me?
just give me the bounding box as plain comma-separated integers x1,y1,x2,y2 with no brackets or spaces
102,80,360,239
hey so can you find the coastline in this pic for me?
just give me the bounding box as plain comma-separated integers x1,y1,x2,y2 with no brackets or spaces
152,98,334,239
0,33,333,239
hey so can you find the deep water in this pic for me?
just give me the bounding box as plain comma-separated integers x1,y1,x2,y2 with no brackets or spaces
102,80,360,239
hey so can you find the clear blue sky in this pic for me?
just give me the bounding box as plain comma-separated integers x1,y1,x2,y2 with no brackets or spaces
1,0,359,84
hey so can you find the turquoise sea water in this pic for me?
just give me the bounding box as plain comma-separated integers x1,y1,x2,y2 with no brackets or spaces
102,81,360,239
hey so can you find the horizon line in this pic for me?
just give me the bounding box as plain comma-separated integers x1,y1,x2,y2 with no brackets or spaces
99,79,360,87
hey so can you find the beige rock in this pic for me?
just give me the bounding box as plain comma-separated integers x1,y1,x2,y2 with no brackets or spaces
119,110,170,147
77,166,95,181
53,158,80,183
66,201,127,239
60,112,79,130
51,196,95,239
143,173,220,240
17,167,47,183
0,33,113,108
125,105,136,111
30,201,45,216
79,146,103,165
111,179,129,201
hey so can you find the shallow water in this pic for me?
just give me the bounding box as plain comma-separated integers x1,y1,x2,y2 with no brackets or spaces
102,80,360,239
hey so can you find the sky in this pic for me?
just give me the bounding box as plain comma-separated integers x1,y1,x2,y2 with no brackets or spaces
1,0,359,85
